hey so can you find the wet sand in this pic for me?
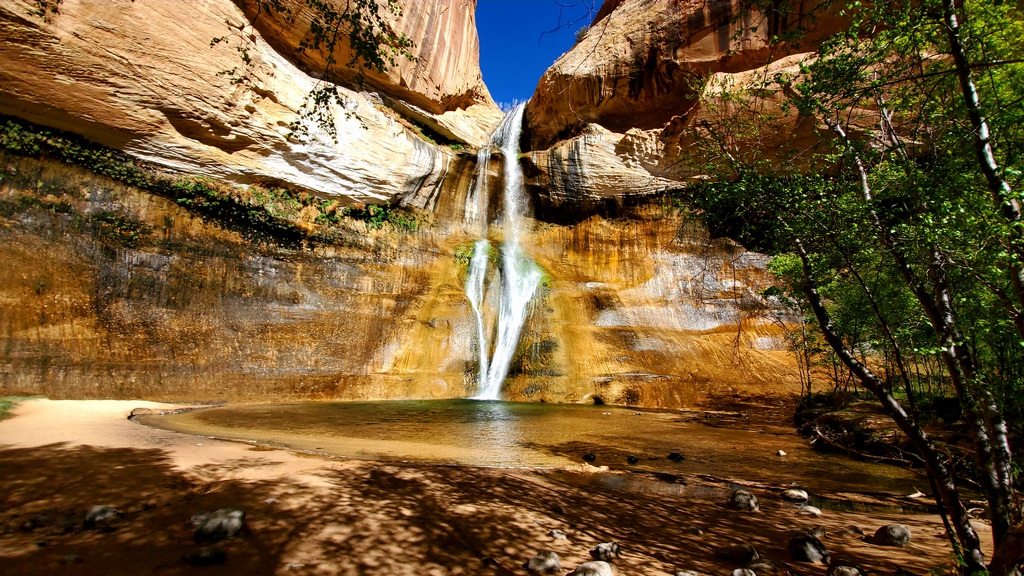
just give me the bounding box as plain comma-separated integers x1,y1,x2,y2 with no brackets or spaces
0,399,991,575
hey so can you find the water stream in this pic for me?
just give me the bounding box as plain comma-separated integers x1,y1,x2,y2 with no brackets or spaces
466,104,543,400
136,399,928,502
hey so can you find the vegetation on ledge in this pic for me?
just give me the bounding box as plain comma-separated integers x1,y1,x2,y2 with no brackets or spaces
0,115,419,245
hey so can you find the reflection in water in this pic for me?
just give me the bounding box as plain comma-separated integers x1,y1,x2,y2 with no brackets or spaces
139,399,925,497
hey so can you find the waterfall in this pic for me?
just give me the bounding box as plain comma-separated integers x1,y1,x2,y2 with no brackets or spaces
465,238,490,386
465,103,543,400
464,147,490,227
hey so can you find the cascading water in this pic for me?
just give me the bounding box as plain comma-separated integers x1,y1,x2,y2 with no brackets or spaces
465,238,490,385
464,147,490,226
465,103,544,400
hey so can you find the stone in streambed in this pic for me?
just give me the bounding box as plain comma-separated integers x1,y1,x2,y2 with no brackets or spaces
782,488,809,502
828,559,869,576
805,526,828,539
839,525,864,538
747,559,787,575
798,505,823,517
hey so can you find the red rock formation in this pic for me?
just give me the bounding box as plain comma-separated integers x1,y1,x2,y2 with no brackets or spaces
0,0,500,203
521,0,854,208
525,0,845,150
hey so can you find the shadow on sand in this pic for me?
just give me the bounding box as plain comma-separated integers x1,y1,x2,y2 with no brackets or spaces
0,442,959,575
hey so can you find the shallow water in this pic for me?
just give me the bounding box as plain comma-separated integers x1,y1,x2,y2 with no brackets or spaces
139,399,925,497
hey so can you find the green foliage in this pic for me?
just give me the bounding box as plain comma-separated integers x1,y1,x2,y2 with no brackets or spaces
0,396,44,421
688,0,1024,408
340,202,417,232
0,114,420,244
89,211,153,248
28,0,62,22
453,243,473,266
690,8,1024,552
574,25,589,44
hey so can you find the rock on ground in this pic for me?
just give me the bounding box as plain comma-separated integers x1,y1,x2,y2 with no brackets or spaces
788,533,830,564
570,561,616,576
871,523,912,547
524,550,562,574
828,559,868,576
715,543,759,564
782,488,809,502
590,542,621,561
728,489,760,512
83,506,119,531
193,507,245,542
747,559,787,575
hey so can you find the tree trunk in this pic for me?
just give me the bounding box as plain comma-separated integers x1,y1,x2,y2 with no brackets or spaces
795,239,988,573
942,0,1024,320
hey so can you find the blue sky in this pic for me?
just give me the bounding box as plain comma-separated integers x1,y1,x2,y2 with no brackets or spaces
476,0,603,108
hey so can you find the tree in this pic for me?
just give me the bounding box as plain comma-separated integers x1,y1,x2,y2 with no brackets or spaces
689,1,1024,573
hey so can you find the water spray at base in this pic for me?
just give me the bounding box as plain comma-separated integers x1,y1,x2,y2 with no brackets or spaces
464,103,542,400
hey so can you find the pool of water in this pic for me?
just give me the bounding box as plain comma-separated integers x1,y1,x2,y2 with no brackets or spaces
138,399,926,496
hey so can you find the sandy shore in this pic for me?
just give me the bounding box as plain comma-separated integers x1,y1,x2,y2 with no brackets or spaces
0,399,988,575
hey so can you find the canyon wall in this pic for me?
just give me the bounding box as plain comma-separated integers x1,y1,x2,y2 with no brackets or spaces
0,0,501,204
523,0,850,209
0,0,808,408
0,151,799,407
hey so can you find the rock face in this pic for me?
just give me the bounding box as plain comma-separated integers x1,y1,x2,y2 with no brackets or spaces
523,0,848,208
0,1,804,407
0,153,799,405
0,0,501,203
240,0,501,146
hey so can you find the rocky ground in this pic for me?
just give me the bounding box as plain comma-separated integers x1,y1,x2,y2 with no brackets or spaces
0,399,989,575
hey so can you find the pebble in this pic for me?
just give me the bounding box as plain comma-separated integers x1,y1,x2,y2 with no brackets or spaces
798,505,823,517
569,561,615,576
193,507,246,542
590,542,621,561
524,550,561,574
782,488,809,502
84,505,120,531
871,523,912,547
728,489,759,512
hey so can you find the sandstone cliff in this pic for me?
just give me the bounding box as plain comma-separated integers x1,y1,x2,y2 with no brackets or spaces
239,0,502,146
0,0,804,408
523,0,849,208
0,0,501,204
0,151,799,407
